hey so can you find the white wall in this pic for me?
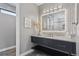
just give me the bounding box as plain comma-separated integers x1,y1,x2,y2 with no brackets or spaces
16,3,20,56
18,3,39,55
0,3,16,51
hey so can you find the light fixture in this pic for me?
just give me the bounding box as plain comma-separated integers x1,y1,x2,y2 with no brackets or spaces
49,6,54,13
53,4,58,11
58,3,63,9
50,8,53,12
43,9,46,14
46,8,50,13
53,7,58,10
42,3,63,14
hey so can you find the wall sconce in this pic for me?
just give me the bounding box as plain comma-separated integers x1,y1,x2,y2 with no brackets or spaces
32,20,41,35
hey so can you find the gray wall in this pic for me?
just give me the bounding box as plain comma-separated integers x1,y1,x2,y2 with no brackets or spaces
0,13,16,50
0,3,16,50
19,3,39,54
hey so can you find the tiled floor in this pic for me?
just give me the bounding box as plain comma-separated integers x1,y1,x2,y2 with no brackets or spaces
0,48,16,56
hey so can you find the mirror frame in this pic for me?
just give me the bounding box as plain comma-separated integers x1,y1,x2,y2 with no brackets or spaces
40,9,67,33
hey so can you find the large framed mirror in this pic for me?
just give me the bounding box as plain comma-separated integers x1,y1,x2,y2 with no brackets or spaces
41,9,67,32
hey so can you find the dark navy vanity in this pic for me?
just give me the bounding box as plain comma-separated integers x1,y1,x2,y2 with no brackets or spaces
31,36,76,56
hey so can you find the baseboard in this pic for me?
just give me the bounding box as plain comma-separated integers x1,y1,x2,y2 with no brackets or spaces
20,49,34,56
0,45,16,52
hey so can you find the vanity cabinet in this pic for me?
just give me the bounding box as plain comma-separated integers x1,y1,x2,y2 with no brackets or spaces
31,36,76,55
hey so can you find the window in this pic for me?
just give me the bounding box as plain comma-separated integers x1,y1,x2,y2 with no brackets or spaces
0,9,16,16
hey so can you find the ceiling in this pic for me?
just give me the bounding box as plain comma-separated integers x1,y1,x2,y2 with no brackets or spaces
8,3,44,7
35,3,44,6
8,3,16,7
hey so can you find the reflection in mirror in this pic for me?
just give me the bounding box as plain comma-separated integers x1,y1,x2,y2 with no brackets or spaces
41,9,66,32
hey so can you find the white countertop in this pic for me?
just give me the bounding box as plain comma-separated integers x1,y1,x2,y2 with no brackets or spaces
32,35,76,43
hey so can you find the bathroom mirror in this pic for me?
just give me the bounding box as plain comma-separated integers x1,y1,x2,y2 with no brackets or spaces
41,9,67,32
